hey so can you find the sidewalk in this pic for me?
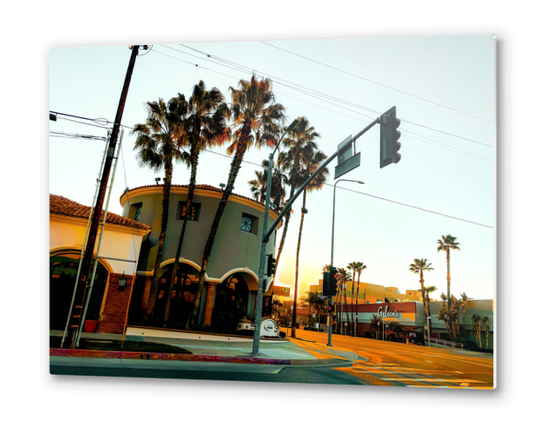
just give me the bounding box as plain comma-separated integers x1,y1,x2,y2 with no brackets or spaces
50,327,357,367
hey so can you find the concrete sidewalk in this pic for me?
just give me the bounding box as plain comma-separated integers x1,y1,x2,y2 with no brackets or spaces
50,327,357,367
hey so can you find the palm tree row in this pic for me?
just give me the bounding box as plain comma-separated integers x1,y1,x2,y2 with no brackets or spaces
408,234,461,342
133,75,332,332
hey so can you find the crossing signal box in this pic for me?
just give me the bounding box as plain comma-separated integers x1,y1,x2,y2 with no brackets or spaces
327,304,335,313
323,266,338,296
380,106,401,168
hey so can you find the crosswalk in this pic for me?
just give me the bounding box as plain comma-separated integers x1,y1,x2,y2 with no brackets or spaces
337,360,491,389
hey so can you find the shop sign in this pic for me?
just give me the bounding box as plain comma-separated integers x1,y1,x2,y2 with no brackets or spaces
377,305,400,318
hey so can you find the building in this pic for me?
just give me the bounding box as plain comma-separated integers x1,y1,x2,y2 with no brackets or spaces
49,194,150,334
336,299,494,349
310,279,425,304
120,184,280,329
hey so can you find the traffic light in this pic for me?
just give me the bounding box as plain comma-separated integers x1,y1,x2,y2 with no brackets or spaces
379,106,401,168
266,255,276,277
323,267,338,296
327,304,335,313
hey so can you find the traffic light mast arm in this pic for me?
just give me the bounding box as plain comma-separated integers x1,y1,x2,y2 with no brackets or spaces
263,117,380,243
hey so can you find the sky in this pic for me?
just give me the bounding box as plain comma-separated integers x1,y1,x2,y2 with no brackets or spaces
49,36,495,301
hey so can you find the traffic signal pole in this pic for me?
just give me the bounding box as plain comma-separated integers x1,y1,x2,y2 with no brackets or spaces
65,45,142,348
254,110,398,355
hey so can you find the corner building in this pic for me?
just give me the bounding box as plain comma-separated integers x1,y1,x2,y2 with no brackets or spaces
120,184,280,328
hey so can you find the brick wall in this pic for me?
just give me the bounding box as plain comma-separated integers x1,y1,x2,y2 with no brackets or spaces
96,273,134,334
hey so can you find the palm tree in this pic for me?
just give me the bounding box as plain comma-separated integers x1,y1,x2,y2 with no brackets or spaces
409,258,435,324
163,82,231,323
347,261,357,335
336,267,351,335
354,261,367,334
275,117,320,276
437,235,461,308
290,147,328,338
188,75,285,328
248,167,267,203
132,97,185,319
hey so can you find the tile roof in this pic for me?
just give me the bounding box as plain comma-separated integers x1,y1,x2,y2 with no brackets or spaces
50,194,151,231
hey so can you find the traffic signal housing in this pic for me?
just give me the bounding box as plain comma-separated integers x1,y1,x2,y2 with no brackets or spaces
266,255,276,277
380,106,401,168
323,266,338,296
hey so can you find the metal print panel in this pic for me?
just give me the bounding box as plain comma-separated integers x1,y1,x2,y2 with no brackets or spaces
49,35,495,389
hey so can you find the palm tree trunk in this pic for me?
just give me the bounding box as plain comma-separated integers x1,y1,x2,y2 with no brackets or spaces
291,190,307,339
355,271,360,334
188,142,248,329
446,249,451,308
350,280,356,336
163,146,200,322
146,161,173,319
344,279,349,333
274,185,295,273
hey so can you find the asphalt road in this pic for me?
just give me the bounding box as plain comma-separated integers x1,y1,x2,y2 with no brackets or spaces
50,330,494,389
290,329,495,390
50,357,363,386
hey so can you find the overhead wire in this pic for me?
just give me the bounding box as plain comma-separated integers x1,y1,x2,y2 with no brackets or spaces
261,41,494,124
176,43,493,148
201,148,493,229
153,45,493,164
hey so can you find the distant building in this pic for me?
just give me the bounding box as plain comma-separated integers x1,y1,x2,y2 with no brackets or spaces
336,299,494,349
310,279,425,304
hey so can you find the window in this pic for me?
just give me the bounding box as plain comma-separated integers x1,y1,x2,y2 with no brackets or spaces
129,202,143,221
240,213,258,235
177,202,201,221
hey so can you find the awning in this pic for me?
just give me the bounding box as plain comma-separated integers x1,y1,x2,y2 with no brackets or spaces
385,297,398,303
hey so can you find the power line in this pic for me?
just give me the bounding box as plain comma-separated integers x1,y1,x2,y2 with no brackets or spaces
49,130,107,141
203,148,493,229
152,46,493,164
261,41,494,124
176,43,493,147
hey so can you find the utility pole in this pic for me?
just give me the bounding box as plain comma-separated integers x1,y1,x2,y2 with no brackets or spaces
65,45,143,348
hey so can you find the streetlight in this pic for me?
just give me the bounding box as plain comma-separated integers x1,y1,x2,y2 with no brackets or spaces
327,178,364,347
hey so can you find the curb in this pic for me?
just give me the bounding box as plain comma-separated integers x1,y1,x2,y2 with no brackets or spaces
50,348,292,365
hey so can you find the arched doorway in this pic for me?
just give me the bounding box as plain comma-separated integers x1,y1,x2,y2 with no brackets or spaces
211,274,249,333
49,252,109,331
150,263,201,328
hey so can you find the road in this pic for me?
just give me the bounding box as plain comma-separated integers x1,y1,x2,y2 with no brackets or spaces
50,356,363,385
50,330,493,389
289,328,494,389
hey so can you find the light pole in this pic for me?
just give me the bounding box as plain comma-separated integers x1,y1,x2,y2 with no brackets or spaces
252,120,300,356
328,178,364,346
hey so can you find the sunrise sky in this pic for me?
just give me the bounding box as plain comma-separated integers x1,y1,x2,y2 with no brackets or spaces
49,36,495,302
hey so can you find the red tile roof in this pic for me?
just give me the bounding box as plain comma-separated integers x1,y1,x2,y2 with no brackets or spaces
50,194,151,231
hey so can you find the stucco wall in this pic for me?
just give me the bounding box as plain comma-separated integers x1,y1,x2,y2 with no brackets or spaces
121,186,279,288
50,217,146,275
